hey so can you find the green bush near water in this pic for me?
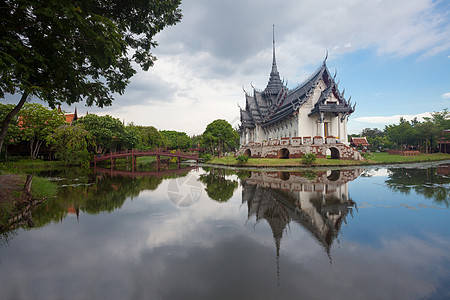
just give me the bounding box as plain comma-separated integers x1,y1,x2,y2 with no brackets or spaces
302,153,317,165
31,176,58,199
236,154,249,164
199,153,212,162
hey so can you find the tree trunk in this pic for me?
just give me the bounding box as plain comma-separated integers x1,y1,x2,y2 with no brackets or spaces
0,92,29,155
32,140,43,159
24,174,33,193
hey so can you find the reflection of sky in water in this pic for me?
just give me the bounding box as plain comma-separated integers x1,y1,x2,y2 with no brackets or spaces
0,165,449,299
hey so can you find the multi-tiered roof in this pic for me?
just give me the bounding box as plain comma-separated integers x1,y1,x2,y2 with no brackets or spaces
240,31,355,130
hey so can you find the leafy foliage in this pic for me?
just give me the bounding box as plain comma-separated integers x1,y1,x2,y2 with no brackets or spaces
353,109,449,153
236,154,249,164
137,125,167,149
18,103,66,159
160,130,191,150
0,104,20,149
199,153,212,162
384,110,449,152
302,153,316,165
76,114,139,152
46,124,95,166
201,119,239,156
0,0,182,153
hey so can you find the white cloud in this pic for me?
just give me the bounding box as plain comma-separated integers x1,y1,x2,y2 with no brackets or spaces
442,92,450,98
9,0,449,135
353,112,432,124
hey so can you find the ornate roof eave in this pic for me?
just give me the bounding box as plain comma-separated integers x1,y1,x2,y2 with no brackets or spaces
308,103,354,117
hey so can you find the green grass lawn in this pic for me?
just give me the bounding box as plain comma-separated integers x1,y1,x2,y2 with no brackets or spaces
209,152,450,167
367,152,450,163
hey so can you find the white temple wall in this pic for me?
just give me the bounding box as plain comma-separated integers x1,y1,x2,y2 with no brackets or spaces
343,117,349,145
255,125,264,143
297,108,316,137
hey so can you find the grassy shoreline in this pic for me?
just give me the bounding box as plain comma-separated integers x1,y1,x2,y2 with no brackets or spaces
208,153,450,168
0,161,59,233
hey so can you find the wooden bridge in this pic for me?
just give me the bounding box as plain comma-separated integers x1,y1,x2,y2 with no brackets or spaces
92,149,199,169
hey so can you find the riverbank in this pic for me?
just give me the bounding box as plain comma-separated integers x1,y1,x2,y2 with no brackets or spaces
0,173,57,233
208,152,450,168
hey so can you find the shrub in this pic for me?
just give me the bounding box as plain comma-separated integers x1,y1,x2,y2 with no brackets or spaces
199,153,212,162
236,154,249,164
302,153,316,165
361,152,373,159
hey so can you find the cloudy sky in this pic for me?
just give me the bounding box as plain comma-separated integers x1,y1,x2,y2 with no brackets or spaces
6,0,450,135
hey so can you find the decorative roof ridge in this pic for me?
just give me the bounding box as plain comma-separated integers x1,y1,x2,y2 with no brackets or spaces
290,62,327,94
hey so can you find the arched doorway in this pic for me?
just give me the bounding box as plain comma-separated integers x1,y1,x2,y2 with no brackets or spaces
328,147,340,159
278,148,290,159
244,149,251,157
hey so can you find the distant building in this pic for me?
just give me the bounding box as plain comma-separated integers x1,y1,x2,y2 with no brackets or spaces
237,28,361,160
350,137,370,149
58,105,78,124
9,107,80,158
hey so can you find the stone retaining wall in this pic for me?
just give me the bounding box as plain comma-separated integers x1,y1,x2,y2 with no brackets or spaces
237,136,363,160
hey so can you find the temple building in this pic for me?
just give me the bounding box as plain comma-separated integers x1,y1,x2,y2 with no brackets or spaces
238,28,360,160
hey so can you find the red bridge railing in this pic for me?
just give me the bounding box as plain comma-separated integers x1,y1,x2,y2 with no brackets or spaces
92,149,199,168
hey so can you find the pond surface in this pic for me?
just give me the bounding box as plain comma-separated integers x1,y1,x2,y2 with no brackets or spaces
0,162,449,300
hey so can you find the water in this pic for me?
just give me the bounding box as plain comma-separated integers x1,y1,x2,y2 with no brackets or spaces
0,162,449,300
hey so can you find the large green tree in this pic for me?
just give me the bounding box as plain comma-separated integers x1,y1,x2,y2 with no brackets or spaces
76,114,139,152
46,123,95,166
160,130,191,150
137,125,167,149
383,110,449,152
19,103,66,159
0,0,182,154
201,119,239,156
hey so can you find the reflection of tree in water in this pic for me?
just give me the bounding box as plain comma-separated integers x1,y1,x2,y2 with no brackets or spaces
242,169,361,260
385,164,449,207
199,168,238,202
0,229,17,248
31,168,193,228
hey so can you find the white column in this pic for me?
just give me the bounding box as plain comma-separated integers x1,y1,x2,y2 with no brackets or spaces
343,117,348,145
319,113,325,138
338,113,342,140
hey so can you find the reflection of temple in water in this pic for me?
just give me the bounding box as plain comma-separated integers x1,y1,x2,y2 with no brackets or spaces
242,169,362,257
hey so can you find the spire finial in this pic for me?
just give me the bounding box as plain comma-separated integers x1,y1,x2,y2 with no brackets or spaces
272,24,276,67
265,25,283,94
